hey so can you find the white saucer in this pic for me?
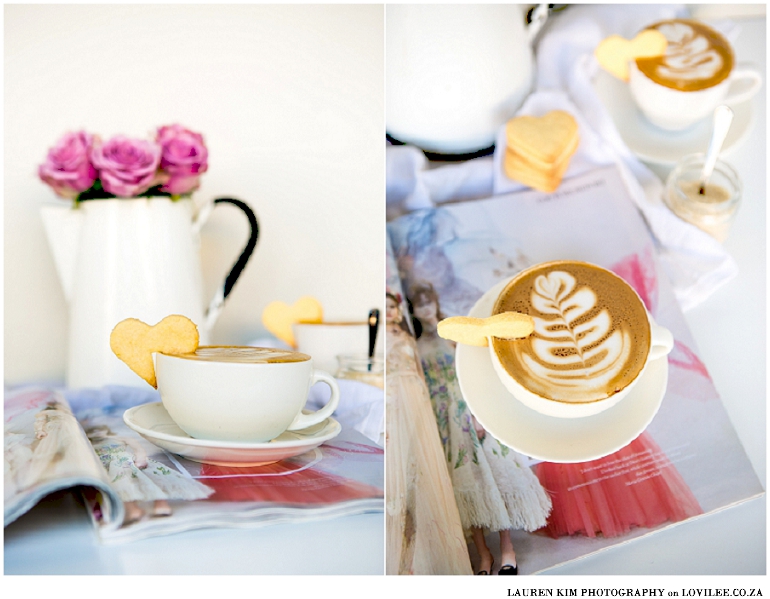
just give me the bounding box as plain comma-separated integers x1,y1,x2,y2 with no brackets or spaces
455,278,668,463
123,402,341,467
594,69,754,165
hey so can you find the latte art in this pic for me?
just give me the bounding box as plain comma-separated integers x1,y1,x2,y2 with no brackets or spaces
173,346,310,364
525,270,633,394
636,20,733,91
492,262,651,403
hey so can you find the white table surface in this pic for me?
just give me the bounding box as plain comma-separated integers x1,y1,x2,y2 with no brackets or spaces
3,12,765,582
4,488,384,575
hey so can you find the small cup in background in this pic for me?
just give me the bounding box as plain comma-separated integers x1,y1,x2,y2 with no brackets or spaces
336,353,384,390
664,153,742,242
628,19,761,131
294,321,369,374
629,60,761,131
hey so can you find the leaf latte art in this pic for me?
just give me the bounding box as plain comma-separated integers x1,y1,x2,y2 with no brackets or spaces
636,19,733,92
524,271,631,397
492,262,651,404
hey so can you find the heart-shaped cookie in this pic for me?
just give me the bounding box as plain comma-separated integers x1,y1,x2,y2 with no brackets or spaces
262,296,323,348
505,110,579,168
503,148,573,193
110,315,200,388
437,312,534,347
595,30,668,81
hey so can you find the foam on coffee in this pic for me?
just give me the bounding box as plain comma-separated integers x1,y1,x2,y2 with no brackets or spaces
492,262,651,403
636,19,733,92
170,346,310,364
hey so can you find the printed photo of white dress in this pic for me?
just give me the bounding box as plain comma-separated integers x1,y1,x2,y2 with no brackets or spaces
4,431,33,500
85,424,213,525
17,399,104,490
408,279,552,574
385,288,473,575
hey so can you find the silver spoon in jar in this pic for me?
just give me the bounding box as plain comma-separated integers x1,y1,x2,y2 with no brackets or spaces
698,105,734,195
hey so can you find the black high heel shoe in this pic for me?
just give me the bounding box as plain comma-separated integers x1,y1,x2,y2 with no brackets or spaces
476,558,494,575
498,564,518,575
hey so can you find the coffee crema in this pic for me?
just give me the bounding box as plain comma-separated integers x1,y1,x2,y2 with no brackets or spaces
296,321,368,326
635,19,733,92
492,262,651,403
168,346,310,364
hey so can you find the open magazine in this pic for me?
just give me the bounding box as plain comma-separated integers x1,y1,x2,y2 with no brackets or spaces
386,165,764,574
4,385,384,544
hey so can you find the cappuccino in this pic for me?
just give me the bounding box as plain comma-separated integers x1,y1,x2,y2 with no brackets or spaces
173,346,310,364
155,346,338,442
636,19,733,92
491,261,651,403
627,18,761,131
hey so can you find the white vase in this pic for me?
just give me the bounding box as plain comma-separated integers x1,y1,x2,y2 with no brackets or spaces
40,196,258,389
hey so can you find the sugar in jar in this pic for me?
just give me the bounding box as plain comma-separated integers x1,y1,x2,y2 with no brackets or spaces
664,153,741,243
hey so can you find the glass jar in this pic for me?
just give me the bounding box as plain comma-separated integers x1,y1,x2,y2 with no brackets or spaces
664,153,742,243
336,353,384,390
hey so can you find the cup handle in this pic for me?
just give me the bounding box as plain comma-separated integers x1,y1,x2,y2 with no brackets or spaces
197,198,260,330
649,322,674,361
287,369,340,431
723,65,762,106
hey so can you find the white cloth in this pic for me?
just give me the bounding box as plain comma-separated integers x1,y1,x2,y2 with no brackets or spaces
386,4,739,312
386,145,495,217
307,379,384,447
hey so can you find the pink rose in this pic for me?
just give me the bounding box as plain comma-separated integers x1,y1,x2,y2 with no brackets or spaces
90,135,161,197
156,124,208,195
38,131,97,199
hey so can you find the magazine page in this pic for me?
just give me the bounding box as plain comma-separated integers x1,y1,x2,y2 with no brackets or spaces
386,236,472,574
4,387,124,529
387,165,764,574
67,385,384,544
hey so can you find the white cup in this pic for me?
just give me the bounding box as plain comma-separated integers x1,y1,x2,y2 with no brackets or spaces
293,322,369,374
629,60,761,131
488,261,674,419
155,347,340,443
490,315,673,418
627,19,761,131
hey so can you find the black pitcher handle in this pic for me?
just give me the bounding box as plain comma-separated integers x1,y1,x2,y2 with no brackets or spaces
204,197,259,328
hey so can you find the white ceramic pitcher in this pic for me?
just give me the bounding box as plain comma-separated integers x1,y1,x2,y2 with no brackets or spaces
41,196,258,389
386,4,549,155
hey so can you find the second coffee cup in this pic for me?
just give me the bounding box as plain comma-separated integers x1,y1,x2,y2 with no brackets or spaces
293,321,369,374
628,19,761,131
155,346,340,443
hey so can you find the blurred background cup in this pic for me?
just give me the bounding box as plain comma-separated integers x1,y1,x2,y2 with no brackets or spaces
336,353,384,390
628,19,761,131
294,322,369,374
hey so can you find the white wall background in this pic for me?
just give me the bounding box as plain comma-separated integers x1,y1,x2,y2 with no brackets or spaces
4,4,385,384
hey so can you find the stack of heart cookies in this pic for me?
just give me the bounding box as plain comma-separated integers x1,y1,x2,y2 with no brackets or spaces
502,110,579,193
